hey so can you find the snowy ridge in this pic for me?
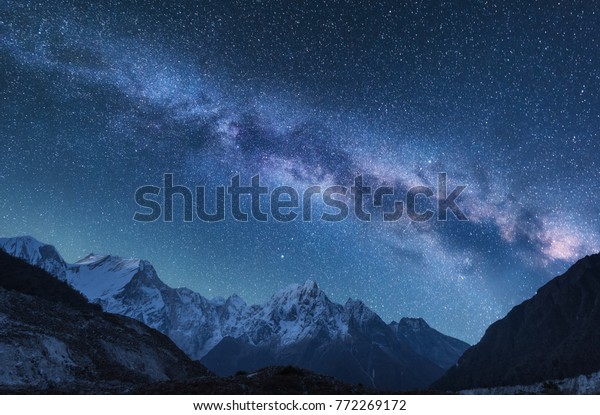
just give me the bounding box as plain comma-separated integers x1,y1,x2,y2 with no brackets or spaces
0,236,67,281
0,237,373,360
68,254,146,301
246,280,349,346
0,236,467,389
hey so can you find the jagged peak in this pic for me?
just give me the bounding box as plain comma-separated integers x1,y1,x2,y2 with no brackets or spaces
344,298,377,319
344,297,370,311
0,235,54,253
67,253,162,299
299,279,321,298
302,279,318,289
75,253,103,264
272,279,324,300
0,235,66,272
226,293,246,304
74,253,148,270
0,235,42,244
398,317,430,331
224,294,248,311
262,279,340,323
345,297,363,307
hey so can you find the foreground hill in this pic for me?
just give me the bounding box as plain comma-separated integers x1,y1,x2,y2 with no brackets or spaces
433,253,600,391
136,366,370,395
0,250,210,393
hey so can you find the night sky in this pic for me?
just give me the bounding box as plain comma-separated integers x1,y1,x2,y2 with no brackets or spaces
1,0,599,343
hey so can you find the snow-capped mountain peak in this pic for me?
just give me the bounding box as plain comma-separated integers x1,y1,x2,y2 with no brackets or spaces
298,279,320,295
0,235,67,280
74,253,141,269
259,280,336,322
224,294,247,311
241,280,348,347
269,279,328,305
68,254,156,300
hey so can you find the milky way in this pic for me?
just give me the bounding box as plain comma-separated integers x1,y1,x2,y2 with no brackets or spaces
1,1,599,343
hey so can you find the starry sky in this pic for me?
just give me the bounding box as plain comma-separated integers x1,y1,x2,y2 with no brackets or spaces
1,0,599,343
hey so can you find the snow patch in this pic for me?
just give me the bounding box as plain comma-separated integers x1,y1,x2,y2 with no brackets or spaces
461,371,600,395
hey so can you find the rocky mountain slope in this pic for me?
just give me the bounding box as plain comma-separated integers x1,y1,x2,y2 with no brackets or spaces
432,253,600,391
0,250,210,393
0,236,469,391
390,317,470,370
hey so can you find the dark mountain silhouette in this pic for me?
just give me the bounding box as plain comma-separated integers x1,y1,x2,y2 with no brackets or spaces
433,253,600,391
136,366,371,395
390,317,470,370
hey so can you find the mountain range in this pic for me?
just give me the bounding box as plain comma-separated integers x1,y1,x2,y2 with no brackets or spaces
0,235,469,391
3,235,600,393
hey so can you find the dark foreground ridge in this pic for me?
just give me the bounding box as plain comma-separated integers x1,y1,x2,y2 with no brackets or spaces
433,252,600,392
135,366,370,395
0,250,210,393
